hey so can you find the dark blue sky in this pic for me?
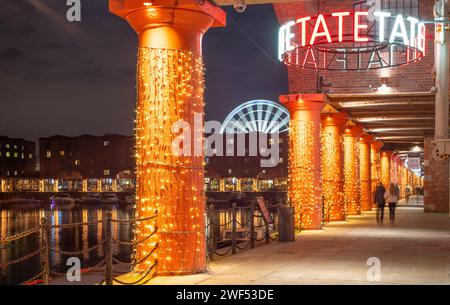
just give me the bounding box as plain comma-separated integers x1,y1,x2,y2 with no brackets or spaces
0,1,287,141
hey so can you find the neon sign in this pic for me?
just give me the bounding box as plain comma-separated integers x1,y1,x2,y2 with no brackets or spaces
278,10,426,70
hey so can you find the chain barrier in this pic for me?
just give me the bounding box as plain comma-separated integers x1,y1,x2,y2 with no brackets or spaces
0,249,41,268
207,200,281,261
0,226,40,242
1,211,158,285
111,262,157,285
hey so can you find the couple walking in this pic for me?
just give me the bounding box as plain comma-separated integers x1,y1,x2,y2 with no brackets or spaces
374,182,400,224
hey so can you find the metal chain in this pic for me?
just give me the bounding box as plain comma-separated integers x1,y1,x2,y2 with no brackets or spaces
112,263,157,285
51,259,106,277
0,227,40,242
213,246,232,257
112,242,158,267
51,240,104,256
111,213,158,224
112,229,156,246
0,249,41,268
51,220,100,229
20,271,45,285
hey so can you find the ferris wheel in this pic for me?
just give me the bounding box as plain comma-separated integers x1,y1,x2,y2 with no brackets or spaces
221,99,290,134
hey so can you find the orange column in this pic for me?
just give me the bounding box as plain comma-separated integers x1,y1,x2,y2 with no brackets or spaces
381,151,393,187
343,125,364,215
281,94,326,230
359,134,373,211
321,112,349,222
109,1,225,275
370,141,383,207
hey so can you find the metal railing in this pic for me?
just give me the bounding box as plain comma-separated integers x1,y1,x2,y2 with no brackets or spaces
206,200,281,261
0,211,158,285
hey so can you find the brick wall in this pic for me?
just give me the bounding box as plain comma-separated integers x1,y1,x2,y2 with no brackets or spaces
423,134,449,213
273,0,435,94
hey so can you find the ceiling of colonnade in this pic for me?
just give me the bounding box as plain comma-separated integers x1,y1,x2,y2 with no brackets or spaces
327,92,439,154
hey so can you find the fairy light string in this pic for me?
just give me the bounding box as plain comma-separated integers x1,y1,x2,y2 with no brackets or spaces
134,48,206,274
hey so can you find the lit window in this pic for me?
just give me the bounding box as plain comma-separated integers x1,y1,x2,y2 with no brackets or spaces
60,150,65,156
104,169,110,175
6,144,9,149
279,158,283,163
279,138,283,144
14,152,18,158
0,152,2,157
21,145,24,151
6,152,10,157
6,171,9,176
14,171,17,176
228,169,232,174
21,153,24,159
29,154,32,159
104,141,110,146
13,145,17,149
46,151,51,158
74,160,81,165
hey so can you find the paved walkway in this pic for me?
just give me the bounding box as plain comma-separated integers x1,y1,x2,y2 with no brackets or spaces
398,195,424,207
145,207,450,285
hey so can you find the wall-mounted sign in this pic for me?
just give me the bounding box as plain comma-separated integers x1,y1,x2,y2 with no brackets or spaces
278,3,426,70
408,157,421,171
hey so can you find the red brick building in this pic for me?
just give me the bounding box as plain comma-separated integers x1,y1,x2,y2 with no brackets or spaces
205,132,289,191
0,136,36,178
39,134,135,180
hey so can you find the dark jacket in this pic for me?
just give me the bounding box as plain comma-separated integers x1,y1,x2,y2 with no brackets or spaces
374,185,386,206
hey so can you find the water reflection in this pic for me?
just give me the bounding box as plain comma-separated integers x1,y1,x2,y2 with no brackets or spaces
0,203,134,285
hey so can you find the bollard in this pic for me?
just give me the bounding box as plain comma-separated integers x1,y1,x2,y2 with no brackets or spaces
105,211,113,285
264,216,270,244
250,203,255,249
231,202,237,255
40,216,50,285
207,204,215,261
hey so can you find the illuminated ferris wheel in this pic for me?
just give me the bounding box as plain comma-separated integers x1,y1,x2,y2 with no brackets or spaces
221,99,290,134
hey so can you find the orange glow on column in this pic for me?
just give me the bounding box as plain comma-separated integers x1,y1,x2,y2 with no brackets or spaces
370,141,383,207
321,112,348,222
109,0,225,275
343,125,363,215
381,151,393,187
359,134,373,211
281,94,326,230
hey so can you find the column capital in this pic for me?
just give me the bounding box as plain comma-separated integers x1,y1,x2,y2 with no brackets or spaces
110,0,226,27
360,134,375,145
344,125,364,138
371,140,384,152
280,94,328,113
321,112,349,129
110,0,226,52
381,150,394,157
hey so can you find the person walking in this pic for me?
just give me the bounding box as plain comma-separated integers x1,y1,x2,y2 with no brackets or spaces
374,182,386,224
384,183,399,224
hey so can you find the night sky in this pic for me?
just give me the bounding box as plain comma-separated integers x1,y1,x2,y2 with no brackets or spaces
0,0,288,142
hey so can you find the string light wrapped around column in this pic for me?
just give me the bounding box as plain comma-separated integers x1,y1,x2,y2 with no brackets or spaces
109,1,226,275
134,48,206,274
281,94,326,230
343,125,363,215
321,112,348,222
359,134,374,211
370,141,383,208
381,151,393,187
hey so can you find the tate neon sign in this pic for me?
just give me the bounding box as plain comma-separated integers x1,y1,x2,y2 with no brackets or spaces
278,11,426,70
